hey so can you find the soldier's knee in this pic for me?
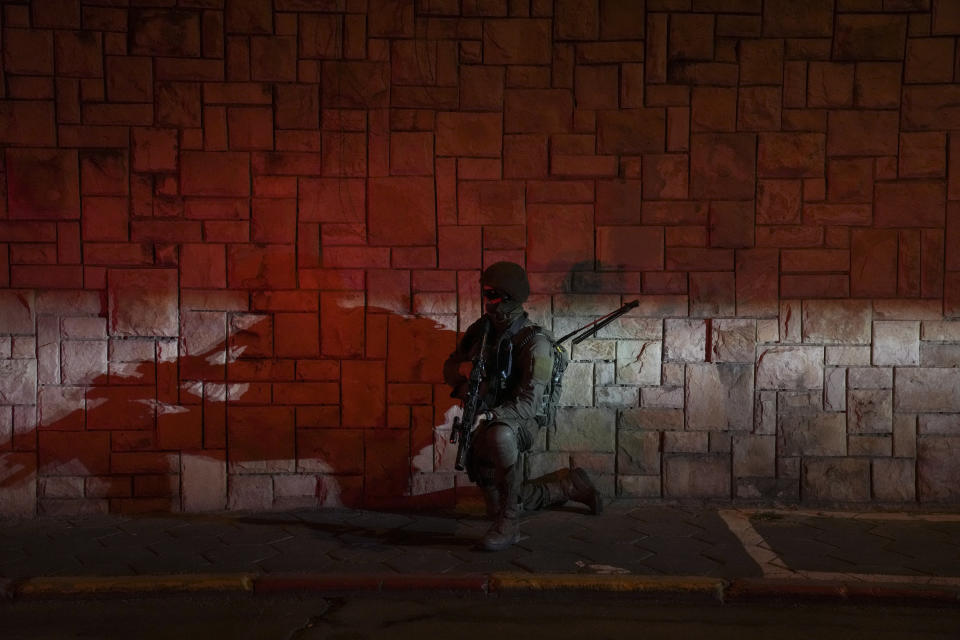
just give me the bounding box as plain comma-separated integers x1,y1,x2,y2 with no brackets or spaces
487,422,518,468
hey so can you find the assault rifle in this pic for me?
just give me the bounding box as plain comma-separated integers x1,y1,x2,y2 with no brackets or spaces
451,318,490,472
450,299,639,472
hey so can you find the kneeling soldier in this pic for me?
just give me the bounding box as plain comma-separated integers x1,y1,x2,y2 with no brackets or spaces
443,261,601,552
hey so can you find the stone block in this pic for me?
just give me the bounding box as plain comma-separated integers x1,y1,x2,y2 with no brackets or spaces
664,454,730,499
596,226,663,271
875,181,945,228
690,133,756,199
595,386,639,407
618,475,661,498
920,343,960,367
686,363,753,431
763,0,833,37
873,458,915,502
641,386,684,409
436,112,501,157
0,359,37,405
807,62,854,108
458,181,525,225
663,431,708,454
227,474,273,510
733,434,775,477
736,249,779,317
921,320,960,341
181,452,226,512
918,436,960,501
505,89,573,134
368,177,436,245
834,14,907,60
322,61,389,108
559,361,593,406
228,406,295,474
824,367,846,412
801,300,872,345
756,180,802,225
757,133,825,178
669,13,714,61
38,431,110,476
0,453,37,516
0,290,35,335
802,457,870,502
900,132,947,178
595,362,615,386
919,414,960,435
526,204,593,272
107,269,178,337
851,229,898,297
855,62,901,109
827,111,899,156
130,9,201,57
711,319,755,363
893,413,917,457
616,340,661,387
848,389,893,434
181,152,249,196
825,346,871,366
708,201,753,249
779,408,846,456
641,154,687,200
550,408,616,452
873,321,920,366
895,368,960,412
61,340,107,385
757,346,823,390
6,149,80,220
617,429,660,475
827,158,873,203
847,367,892,389
664,319,706,362
597,110,665,154
483,18,551,63
597,317,663,341
903,86,960,131
849,434,891,457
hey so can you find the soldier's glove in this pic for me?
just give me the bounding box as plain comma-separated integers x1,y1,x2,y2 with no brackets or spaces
472,411,492,431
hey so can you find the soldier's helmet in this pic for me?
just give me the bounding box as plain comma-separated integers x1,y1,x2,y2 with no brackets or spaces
480,261,530,303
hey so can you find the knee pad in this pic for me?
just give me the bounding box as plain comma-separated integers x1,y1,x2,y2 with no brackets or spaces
486,422,519,469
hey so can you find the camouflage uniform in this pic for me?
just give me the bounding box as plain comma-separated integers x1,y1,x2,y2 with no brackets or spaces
443,262,600,551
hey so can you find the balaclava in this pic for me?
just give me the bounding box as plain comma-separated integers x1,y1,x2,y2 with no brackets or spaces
480,262,529,331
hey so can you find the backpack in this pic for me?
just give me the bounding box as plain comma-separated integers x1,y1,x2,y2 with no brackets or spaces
516,327,570,430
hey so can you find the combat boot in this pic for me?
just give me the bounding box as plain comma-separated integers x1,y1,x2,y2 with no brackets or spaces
481,463,521,551
481,506,519,552
547,467,603,515
481,485,500,518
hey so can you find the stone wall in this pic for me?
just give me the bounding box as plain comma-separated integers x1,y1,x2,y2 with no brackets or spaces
2,0,960,516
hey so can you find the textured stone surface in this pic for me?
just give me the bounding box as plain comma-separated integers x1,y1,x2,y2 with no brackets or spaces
664,319,706,363
756,346,824,390
802,458,870,502
685,363,753,431
664,454,730,499
873,321,920,366
847,389,893,434
108,269,179,337
918,437,960,502
778,409,846,457
801,300,872,345
2,0,960,514
711,319,755,363
553,408,615,452
617,430,660,475
615,340,661,387
896,369,960,412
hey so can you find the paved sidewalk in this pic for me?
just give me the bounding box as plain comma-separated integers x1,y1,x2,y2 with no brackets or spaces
2,502,960,602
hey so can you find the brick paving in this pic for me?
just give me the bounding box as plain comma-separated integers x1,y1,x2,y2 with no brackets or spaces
2,504,959,584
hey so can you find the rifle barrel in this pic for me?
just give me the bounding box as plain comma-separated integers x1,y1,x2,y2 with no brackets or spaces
557,299,639,345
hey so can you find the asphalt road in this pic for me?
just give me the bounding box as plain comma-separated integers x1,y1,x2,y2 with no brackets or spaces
2,593,960,640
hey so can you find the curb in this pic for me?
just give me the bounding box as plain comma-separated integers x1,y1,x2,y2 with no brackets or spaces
255,574,489,594
15,574,255,598
3,573,960,604
725,578,960,604
489,573,726,599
